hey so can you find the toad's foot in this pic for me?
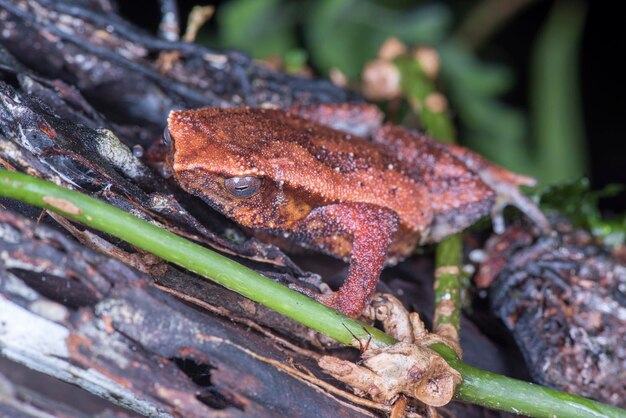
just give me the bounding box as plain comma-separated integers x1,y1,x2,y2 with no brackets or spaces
446,144,551,234
318,293,463,408
479,164,549,235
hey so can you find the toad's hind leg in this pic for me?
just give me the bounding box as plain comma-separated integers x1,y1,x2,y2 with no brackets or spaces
445,144,551,233
299,203,399,318
372,124,550,234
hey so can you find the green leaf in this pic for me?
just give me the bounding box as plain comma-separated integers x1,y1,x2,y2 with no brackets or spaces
531,0,588,184
217,0,298,58
304,0,451,79
440,44,513,97
439,44,532,173
538,178,625,245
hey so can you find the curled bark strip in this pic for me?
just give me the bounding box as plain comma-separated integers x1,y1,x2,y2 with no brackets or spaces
319,342,461,408
366,293,462,357
321,293,462,410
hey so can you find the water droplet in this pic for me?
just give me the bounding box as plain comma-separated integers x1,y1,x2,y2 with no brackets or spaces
132,144,144,158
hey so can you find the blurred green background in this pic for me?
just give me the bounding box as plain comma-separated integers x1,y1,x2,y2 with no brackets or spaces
201,0,587,185
122,0,624,239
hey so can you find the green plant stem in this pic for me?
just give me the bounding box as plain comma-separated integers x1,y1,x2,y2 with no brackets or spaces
434,343,625,418
433,235,462,333
3,171,624,417
396,55,464,336
0,170,392,349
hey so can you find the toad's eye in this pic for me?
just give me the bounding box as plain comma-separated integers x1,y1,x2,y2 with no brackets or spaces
224,176,261,198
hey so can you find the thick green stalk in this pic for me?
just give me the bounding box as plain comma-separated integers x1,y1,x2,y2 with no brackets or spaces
434,343,625,418
0,170,392,348
2,171,624,417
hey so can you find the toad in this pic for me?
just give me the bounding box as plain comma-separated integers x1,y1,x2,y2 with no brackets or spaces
163,103,549,318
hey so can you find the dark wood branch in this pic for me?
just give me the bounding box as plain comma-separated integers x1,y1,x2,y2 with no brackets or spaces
478,222,626,407
0,0,360,137
0,210,376,417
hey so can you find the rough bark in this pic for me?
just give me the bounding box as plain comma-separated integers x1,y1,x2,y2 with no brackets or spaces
477,220,626,407
0,210,376,417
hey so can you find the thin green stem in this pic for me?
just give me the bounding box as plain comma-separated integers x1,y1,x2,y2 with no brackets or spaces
396,56,464,336
433,235,462,333
2,171,624,417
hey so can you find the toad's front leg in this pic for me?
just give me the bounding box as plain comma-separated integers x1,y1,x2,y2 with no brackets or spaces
298,203,399,318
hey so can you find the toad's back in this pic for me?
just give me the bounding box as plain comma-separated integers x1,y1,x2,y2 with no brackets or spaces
168,107,494,235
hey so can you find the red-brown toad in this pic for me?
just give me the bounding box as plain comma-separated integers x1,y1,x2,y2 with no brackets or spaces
164,103,549,318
